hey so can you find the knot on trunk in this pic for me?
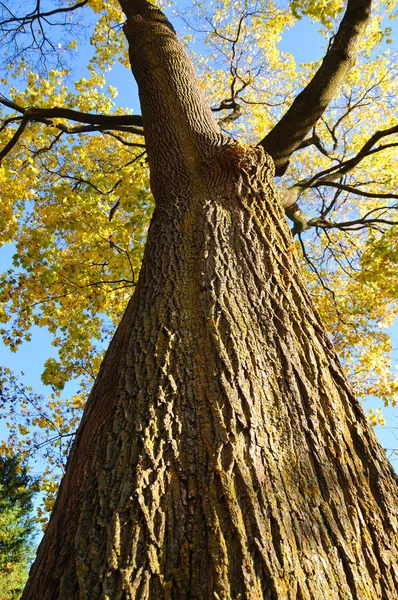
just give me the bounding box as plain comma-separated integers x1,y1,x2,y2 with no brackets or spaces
204,143,275,193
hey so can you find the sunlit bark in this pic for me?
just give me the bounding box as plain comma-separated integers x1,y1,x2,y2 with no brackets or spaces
22,2,398,598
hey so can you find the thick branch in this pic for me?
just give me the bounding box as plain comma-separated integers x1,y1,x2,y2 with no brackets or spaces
119,0,222,197
0,96,144,162
259,0,372,175
0,116,28,164
0,96,143,128
54,123,145,139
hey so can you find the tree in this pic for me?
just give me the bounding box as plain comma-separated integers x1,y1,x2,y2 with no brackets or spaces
0,454,38,599
0,0,397,597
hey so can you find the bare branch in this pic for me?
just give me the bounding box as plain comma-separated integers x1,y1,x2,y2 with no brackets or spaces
0,1,89,28
102,131,145,147
212,100,242,126
280,123,398,209
310,123,398,184
0,1,91,71
285,196,398,234
259,0,372,175
298,233,337,299
295,131,334,159
312,216,398,231
327,68,392,142
313,180,398,200
0,0,88,65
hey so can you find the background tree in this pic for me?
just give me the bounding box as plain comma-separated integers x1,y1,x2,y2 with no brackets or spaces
0,0,398,598
0,454,38,600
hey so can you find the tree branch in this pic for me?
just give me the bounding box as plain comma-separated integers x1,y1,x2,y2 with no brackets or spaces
0,1,90,28
55,123,145,140
279,123,398,209
0,1,92,70
0,95,143,128
0,116,28,164
286,200,398,234
258,0,372,175
0,95,145,162
313,180,398,200
309,123,398,184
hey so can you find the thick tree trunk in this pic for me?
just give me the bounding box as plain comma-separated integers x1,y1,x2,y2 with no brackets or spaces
23,142,398,600
23,2,398,599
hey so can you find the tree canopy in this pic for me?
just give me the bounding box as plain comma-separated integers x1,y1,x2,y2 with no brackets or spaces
0,0,398,508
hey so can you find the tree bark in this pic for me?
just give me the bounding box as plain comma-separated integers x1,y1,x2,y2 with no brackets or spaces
22,2,398,599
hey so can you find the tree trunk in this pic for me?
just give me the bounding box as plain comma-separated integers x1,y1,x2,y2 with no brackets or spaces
22,3,398,599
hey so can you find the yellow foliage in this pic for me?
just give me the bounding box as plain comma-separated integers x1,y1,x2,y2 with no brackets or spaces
367,408,386,427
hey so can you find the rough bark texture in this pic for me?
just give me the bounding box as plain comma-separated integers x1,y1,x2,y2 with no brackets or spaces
22,2,398,599
22,142,398,600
